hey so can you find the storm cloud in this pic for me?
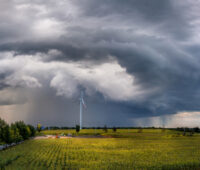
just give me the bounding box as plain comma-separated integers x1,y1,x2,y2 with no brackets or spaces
0,0,200,127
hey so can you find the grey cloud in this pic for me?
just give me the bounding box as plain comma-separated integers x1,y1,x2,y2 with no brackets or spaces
74,0,193,40
0,88,27,106
0,0,200,126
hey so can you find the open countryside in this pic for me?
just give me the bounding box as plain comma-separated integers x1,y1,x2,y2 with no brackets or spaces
1,129,200,169
1,0,200,169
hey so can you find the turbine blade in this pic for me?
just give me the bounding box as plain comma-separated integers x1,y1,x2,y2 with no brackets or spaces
82,98,87,108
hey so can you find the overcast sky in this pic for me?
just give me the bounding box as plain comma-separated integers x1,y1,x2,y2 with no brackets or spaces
0,0,200,127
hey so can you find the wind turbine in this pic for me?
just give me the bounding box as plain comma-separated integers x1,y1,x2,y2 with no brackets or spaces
79,91,86,129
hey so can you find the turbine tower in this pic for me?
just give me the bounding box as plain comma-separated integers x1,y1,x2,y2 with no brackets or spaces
79,91,86,129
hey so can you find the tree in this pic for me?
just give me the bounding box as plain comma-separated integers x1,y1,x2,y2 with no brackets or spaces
103,125,108,133
14,121,30,140
26,126,31,137
76,125,80,133
37,123,42,132
0,118,34,144
113,127,117,132
11,123,23,142
2,125,11,143
0,118,7,128
9,129,16,143
13,128,23,142
28,125,36,136
194,127,199,133
0,118,8,142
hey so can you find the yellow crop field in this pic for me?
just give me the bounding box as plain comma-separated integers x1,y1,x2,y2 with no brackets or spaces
40,128,173,136
1,129,200,169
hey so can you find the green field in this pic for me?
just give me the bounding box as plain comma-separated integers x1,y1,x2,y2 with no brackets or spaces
1,129,200,170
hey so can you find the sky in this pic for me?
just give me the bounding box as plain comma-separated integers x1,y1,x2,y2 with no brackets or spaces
0,0,200,127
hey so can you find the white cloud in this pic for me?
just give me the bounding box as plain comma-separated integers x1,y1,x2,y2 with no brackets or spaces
50,72,78,98
167,111,200,127
32,18,65,38
5,75,42,88
0,51,146,101
132,111,200,128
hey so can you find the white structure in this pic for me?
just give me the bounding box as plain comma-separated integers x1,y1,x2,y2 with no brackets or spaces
79,91,86,129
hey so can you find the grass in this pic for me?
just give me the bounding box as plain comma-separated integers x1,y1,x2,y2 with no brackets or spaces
1,129,200,169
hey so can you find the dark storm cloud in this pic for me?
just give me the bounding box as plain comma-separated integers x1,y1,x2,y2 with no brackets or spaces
74,0,192,39
0,0,200,126
18,88,151,126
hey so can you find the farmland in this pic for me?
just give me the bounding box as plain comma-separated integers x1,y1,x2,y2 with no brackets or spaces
1,129,200,169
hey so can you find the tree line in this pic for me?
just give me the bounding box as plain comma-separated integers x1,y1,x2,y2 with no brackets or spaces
0,118,36,144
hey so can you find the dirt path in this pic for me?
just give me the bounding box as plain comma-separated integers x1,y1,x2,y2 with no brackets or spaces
34,135,108,139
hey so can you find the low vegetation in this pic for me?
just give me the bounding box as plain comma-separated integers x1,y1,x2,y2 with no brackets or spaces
1,129,200,169
1,118,200,169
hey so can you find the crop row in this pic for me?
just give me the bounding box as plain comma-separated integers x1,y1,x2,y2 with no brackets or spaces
1,136,200,169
